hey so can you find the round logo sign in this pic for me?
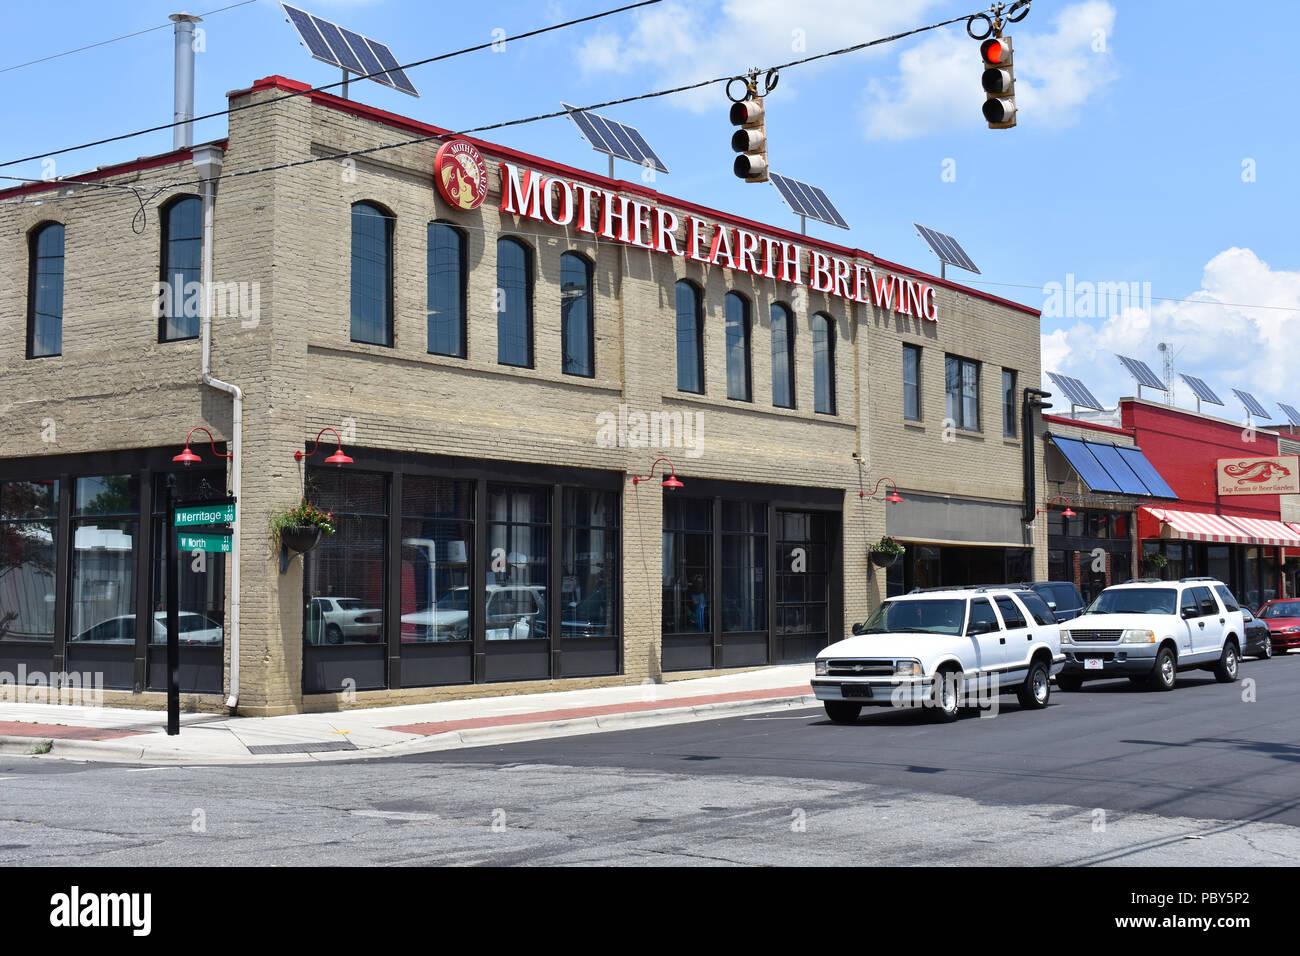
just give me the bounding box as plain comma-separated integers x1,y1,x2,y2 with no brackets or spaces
435,140,488,211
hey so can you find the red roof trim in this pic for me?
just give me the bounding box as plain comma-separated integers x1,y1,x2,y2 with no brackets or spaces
1042,414,1134,437
0,141,228,200
232,75,1040,318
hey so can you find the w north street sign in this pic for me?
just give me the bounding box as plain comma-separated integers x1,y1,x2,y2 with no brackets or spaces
174,502,236,526
178,532,233,554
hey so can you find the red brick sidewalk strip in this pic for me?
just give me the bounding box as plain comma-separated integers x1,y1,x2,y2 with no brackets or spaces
0,721,149,741
384,684,813,736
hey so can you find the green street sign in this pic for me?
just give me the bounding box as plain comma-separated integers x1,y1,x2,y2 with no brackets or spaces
178,532,232,554
175,503,236,526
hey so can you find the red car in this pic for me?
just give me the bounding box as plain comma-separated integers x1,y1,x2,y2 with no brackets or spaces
1256,599,1300,654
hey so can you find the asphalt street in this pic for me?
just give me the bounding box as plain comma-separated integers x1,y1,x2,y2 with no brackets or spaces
1,656,1296,866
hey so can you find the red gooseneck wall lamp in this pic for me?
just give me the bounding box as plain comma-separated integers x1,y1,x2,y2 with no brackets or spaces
860,476,904,504
295,427,354,467
631,458,683,490
172,426,233,466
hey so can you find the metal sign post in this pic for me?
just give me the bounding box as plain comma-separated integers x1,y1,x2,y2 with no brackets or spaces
165,475,180,736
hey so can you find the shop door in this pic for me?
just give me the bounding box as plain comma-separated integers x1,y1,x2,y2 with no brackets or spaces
775,510,833,662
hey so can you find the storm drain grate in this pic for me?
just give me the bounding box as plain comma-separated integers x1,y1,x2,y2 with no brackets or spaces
246,740,358,755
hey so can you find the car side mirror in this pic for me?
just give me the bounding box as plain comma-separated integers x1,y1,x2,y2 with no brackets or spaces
851,621,866,636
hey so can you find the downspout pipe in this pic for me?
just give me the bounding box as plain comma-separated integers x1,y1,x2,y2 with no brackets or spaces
192,143,243,711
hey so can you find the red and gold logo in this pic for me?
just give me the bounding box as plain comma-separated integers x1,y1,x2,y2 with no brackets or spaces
435,140,488,211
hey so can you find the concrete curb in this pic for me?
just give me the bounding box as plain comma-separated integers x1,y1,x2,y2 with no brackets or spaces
13,693,820,766
0,736,55,756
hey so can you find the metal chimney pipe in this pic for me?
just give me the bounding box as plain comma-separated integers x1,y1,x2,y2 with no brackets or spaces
170,13,203,150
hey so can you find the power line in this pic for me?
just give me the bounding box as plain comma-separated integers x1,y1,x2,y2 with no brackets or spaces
0,1,258,75
0,0,666,170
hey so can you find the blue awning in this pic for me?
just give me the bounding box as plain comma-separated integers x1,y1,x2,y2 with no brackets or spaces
1048,435,1178,500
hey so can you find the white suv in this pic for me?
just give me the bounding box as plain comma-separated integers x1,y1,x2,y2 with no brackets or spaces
1057,577,1245,691
812,587,1065,723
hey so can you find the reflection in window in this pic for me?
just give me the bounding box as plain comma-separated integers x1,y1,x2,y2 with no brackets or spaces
771,302,794,409
150,471,225,653
427,222,466,357
663,497,712,633
561,252,594,377
486,485,549,640
562,489,618,638
160,197,201,341
497,238,533,367
351,202,394,346
68,476,139,661
28,223,64,358
675,280,704,394
722,502,766,632
400,477,474,643
303,471,387,657
0,480,59,643
812,313,836,415
903,344,921,421
725,292,752,401
945,354,980,430
776,510,828,643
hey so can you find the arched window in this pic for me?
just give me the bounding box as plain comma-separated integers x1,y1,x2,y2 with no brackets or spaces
159,196,201,341
27,222,65,357
497,237,534,367
561,252,594,377
351,202,394,346
675,280,704,394
724,292,752,401
812,313,836,415
770,302,795,408
427,221,466,357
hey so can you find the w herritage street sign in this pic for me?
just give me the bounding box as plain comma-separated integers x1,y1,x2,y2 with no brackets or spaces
174,502,236,526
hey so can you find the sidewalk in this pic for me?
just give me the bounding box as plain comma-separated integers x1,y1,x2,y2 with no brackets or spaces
0,665,816,765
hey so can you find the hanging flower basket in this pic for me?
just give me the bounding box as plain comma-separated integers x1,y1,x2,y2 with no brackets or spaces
271,500,335,555
870,535,905,568
1141,553,1168,577
279,525,324,554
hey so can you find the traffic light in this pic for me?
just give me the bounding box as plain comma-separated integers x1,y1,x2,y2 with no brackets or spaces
980,34,1016,129
730,96,768,182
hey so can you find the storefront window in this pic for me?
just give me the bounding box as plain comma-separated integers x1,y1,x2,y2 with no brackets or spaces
0,480,58,644
485,485,549,641
776,510,828,647
722,502,766,632
303,471,387,651
150,472,226,647
68,475,138,645
400,477,473,643
663,498,711,634
562,489,618,638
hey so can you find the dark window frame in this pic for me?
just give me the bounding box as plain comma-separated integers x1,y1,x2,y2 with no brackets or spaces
27,220,65,359
158,195,203,343
350,200,396,347
426,220,467,358
903,343,922,421
812,312,837,415
560,250,595,378
770,301,796,409
945,354,981,431
496,236,535,368
675,279,705,394
724,291,753,402
1002,368,1018,438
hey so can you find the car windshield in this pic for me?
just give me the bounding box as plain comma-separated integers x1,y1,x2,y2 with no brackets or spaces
1086,587,1177,615
1261,600,1300,619
858,599,965,636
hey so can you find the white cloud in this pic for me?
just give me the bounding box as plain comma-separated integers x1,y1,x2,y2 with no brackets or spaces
862,0,1118,140
1041,248,1300,414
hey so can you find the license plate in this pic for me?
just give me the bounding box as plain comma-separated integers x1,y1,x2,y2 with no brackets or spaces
842,684,873,699
1084,658,1104,670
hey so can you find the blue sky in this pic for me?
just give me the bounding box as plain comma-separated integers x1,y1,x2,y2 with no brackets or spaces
3,0,1298,419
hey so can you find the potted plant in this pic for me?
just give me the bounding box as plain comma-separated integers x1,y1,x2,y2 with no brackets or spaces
272,499,336,556
869,535,906,568
1141,552,1168,577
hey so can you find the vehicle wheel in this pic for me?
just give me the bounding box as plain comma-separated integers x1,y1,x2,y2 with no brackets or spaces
1213,640,1240,683
1261,640,1273,660
1148,646,1177,691
930,669,962,722
1017,659,1051,709
325,624,343,645
824,701,861,724
1056,673,1083,692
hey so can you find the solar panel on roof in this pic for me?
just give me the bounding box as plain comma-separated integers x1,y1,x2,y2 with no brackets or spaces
1117,354,1167,391
561,102,669,173
1180,373,1223,406
1279,403,1300,427
1233,388,1271,419
1046,372,1104,411
913,223,980,275
768,173,849,230
281,3,419,97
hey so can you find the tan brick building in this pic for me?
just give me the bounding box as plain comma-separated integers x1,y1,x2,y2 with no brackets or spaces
0,75,1046,715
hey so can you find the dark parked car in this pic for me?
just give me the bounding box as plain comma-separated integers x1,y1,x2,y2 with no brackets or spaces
1020,581,1086,621
1240,607,1273,659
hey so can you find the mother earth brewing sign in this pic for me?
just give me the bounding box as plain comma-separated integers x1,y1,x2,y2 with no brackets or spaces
1217,455,1300,496
433,139,941,323
435,140,489,211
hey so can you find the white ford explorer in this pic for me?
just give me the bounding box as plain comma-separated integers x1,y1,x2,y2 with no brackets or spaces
1056,577,1245,691
812,587,1065,723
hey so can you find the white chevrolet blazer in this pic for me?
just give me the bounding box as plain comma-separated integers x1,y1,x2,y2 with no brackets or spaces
812,587,1065,723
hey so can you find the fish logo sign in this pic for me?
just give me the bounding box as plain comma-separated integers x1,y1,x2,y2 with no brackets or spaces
1217,455,1300,496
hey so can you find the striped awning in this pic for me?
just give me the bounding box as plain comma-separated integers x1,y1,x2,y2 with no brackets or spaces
1143,507,1300,547
1220,516,1300,548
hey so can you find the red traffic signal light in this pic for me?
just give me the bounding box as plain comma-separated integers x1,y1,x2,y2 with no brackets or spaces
979,34,1016,129
730,97,768,182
